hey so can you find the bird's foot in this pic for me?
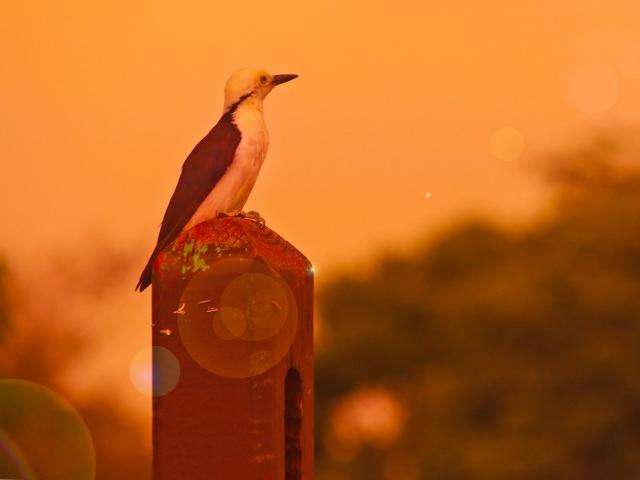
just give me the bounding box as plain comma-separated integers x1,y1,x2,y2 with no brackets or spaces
242,210,266,226
216,211,237,219
216,210,265,226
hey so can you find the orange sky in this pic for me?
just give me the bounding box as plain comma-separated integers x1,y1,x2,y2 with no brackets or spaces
1,0,640,409
2,1,640,271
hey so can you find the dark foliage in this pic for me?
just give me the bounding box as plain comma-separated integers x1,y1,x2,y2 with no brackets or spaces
316,136,640,479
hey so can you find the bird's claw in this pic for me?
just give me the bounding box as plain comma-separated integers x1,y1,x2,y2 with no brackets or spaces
216,210,265,226
243,211,266,226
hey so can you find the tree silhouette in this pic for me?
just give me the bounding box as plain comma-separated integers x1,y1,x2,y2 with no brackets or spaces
316,134,640,479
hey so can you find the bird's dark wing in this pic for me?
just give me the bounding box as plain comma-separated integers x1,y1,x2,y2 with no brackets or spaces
136,110,241,291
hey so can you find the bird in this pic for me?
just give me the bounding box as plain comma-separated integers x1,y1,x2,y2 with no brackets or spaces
136,68,297,292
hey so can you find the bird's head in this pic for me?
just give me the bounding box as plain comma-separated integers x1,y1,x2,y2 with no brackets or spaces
223,68,297,111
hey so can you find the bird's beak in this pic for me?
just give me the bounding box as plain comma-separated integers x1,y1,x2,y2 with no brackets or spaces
272,74,298,86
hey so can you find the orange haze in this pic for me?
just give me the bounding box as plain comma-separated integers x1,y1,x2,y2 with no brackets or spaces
1,0,640,411
2,1,640,270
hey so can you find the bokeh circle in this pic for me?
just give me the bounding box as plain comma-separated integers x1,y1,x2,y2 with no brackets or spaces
0,379,95,480
178,257,298,378
130,346,181,397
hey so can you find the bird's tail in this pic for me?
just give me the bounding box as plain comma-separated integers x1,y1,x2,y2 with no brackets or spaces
136,259,153,292
137,228,180,292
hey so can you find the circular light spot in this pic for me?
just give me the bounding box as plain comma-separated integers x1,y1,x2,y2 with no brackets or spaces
568,63,619,114
490,127,525,161
129,346,180,397
221,273,289,342
0,380,95,479
212,307,247,340
178,257,298,378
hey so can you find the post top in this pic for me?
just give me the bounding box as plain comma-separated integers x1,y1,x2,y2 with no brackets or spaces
154,217,312,286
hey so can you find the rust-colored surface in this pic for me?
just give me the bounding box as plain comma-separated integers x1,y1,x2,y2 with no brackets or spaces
152,217,314,479
285,369,303,480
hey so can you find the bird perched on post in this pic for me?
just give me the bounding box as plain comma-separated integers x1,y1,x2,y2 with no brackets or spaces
136,68,297,292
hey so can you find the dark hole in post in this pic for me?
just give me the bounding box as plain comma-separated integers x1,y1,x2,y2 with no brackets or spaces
285,368,302,480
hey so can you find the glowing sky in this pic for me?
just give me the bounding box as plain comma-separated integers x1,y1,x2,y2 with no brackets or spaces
2,1,640,272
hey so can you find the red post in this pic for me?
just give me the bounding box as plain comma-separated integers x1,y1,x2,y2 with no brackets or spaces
151,217,313,479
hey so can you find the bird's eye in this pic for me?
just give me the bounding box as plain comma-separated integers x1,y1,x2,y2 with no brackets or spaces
260,75,269,84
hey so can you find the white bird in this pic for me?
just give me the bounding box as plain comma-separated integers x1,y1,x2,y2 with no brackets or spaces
136,69,297,291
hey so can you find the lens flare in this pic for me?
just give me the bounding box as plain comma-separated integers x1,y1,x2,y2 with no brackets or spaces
178,257,298,378
130,346,181,397
212,307,247,340
221,272,289,342
0,427,35,479
0,379,95,480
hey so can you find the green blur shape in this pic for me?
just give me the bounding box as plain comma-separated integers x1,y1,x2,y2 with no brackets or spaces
0,379,95,480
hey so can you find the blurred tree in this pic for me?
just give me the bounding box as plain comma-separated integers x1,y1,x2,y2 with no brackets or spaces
0,247,150,480
316,134,640,480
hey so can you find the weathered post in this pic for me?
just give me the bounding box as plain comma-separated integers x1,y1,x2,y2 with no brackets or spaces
151,217,313,479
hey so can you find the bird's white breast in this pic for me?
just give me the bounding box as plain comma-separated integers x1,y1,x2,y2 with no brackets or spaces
183,102,269,231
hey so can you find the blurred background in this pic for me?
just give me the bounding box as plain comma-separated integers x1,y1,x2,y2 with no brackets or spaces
1,1,640,478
